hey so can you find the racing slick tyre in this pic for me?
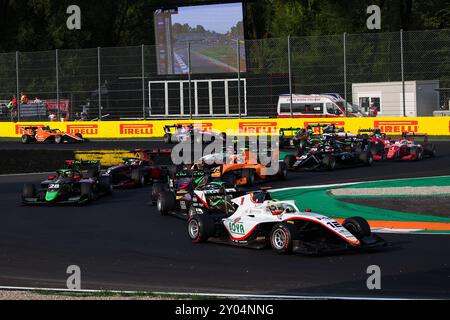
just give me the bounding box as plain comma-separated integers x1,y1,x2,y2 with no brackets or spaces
163,133,172,144
131,170,145,187
279,137,286,148
284,155,296,168
151,182,167,205
157,191,176,215
242,169,255,187
411,147,424,161
85,167,99,178
298,139,307,152
80,183,94,203
222,173,236,188
277,162,288,179
343,216,371,240
424,144,436,157
22,183,35,199
270,223,298,254
188,215,215,243
359,151,373,166
54,135,62,144
99,176,113,195
323,154,336,171
21,134,31,144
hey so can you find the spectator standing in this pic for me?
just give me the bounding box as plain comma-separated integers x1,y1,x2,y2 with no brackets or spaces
20,92,28,104
48,112,56,121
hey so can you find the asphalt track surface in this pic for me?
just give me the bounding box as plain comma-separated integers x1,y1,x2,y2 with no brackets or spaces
0,140,450,298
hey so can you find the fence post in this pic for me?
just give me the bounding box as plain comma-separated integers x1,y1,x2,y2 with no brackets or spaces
15,51,19,122
287,35,293,118
188,42,192,119
56,49,60,121
97,47,102,121
141,44,146,120
343,32,347,112
400,29,406,117
237,39,241,118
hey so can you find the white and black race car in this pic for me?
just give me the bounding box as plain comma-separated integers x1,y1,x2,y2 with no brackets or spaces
187,192,387,255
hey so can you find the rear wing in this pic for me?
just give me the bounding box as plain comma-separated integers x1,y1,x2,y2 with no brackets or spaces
279,127,303,136
65,159,101,171
401,132,429,142
163,124,194,133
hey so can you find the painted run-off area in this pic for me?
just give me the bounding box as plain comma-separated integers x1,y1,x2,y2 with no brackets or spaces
271,175,450,233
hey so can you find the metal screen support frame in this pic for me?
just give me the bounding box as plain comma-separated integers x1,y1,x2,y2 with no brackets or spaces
343,32,347,112
287,35,293,118
141,44,146,119
15,51,20,122
237,39,241,118
400,29,406,117
188,41,192,119
97,47,102,121
56,49,60,121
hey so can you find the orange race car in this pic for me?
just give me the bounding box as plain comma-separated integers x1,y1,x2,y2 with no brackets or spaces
21,126,85,144
203,148,288,187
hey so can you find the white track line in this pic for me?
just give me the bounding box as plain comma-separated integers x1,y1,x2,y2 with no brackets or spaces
0,285,425,300
270,174,450,193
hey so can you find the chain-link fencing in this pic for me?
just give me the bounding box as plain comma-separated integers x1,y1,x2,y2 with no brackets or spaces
0,29,448,121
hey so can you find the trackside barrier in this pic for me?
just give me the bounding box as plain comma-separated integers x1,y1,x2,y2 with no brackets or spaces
1,117,450,138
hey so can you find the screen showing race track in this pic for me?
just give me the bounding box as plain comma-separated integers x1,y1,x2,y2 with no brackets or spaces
154,2,246,75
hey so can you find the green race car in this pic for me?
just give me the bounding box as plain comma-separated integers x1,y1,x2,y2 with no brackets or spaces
22,160,112,205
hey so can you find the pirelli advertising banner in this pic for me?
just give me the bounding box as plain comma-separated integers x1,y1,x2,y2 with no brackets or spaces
1,117,450,138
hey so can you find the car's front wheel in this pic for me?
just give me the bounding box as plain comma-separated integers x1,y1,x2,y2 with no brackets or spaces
22,183,35,199
343,216,371,239
157,191,175,215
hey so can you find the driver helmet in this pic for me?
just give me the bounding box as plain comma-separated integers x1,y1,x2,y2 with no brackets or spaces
66,171,74,178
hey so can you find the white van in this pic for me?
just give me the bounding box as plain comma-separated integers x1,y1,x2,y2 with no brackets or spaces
277,93,364,118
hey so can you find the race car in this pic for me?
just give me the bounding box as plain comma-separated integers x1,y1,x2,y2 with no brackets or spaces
150,164,210,207
284,135,373,170
104,149,171,188
163,123,226,144
22,160,112,205
203,148,288,187
358,128,391,161
386,133,436,161
187,193,387,255
278,127,310,149
156,180,247,220
21,126,85,144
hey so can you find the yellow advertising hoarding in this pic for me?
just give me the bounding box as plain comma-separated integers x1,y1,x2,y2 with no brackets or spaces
1,117,449,138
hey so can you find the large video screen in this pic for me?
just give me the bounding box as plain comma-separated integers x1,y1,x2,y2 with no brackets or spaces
154,2,246,75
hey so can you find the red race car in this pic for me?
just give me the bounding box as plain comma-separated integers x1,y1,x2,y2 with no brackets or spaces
386,133,436,161
358,128,392,161
104,149,172,188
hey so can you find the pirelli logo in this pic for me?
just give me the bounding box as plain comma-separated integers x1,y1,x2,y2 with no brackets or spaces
304,121,345,133
15,124,45,134
119,124,153,135
178,122,213,131
66,124,98,135
239,122,278,134
374,120,419,133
